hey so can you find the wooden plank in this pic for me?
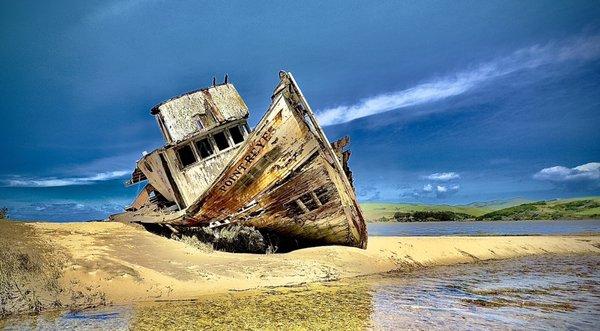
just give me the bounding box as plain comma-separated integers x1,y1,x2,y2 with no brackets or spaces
310,191,322,207
116,71,368,249
295,199,310,214
179,72,367,248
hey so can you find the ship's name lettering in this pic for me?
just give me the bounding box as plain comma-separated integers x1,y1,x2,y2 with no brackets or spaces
218,127,276,192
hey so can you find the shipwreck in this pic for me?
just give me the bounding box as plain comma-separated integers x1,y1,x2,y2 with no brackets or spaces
111,71,367,249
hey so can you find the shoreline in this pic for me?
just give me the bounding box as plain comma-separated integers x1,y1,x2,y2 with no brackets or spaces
367,218,600,223
1,220,600,316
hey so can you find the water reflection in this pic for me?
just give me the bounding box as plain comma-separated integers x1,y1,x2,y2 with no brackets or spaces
1,307,133,330
2,254,599,330
368,219,600,236
369,254,600,329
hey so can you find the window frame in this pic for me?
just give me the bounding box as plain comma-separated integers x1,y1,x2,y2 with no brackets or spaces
192,114,205,131
175,143,198,169
228,125,245,145
175,120,250,169
212,130,231,151
194,137,215,160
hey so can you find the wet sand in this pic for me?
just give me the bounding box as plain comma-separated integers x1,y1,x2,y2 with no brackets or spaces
1,220,599,315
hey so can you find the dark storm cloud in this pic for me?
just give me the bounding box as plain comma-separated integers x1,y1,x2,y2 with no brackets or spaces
1,1,599,220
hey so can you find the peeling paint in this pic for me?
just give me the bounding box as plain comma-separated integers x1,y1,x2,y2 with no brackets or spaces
113,72,367,249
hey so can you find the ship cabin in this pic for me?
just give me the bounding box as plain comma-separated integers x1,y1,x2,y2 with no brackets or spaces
126,82,250,211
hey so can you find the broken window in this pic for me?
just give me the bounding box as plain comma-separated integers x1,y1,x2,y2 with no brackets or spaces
229,126,244,144
283,200,304,217
314,186,331,204
213,131,230,151
195,138,214,159
299,193,319,211
283,188,330,217
192,114,204,130
176,144,196,168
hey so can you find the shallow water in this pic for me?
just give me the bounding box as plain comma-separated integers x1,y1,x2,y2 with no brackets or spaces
3,254,599,330
368,219,600,236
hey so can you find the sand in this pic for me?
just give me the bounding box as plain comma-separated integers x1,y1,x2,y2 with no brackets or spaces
1,220,599,315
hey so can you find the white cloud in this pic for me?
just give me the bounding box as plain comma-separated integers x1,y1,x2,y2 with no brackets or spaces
66,152,141,175
422,184,433,192
3,199,133,221
403,183,460,199
434,184,460,198
3,170,130,188
424,172,460,181
317,34,600,126
533,162,600,183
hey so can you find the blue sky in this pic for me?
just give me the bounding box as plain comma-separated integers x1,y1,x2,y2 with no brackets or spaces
1,1,599,220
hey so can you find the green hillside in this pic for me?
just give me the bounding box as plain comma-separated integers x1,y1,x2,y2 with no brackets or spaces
361,197,600,222
477,197,600,221
463,198,532,210
360,199,526,222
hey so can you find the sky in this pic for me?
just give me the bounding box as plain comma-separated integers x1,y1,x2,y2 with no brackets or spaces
1,1,599,221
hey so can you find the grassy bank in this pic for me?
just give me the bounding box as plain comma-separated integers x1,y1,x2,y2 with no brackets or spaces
361,197,600,222
361,203,490,221
361,199,528,222
477,197,600,221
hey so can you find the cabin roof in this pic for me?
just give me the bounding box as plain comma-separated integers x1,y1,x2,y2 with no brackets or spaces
150,82,230,115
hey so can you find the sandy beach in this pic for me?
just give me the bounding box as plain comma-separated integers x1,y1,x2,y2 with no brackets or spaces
1,220,599,316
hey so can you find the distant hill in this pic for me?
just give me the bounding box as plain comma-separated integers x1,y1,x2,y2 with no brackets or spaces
361,197,599,222
360,199,526,222
477,197,600,221
463,198,532,210
361,203,481,222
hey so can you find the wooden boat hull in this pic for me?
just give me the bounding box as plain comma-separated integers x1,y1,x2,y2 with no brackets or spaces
183,72,367,248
